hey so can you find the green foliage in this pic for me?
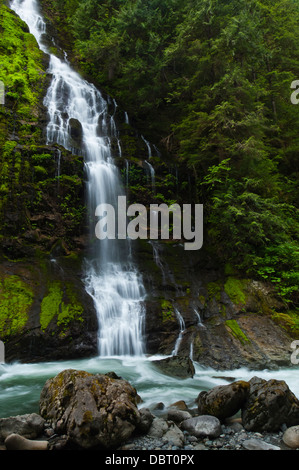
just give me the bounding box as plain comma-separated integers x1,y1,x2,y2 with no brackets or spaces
31,0,299,305
0,3,45,116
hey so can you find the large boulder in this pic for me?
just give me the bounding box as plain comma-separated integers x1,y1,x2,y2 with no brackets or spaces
197,380,249,421
241,377,299,432
39,369,141,449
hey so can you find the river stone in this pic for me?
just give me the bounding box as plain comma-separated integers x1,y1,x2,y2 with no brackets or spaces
242,438,280,451
162,421,185,447
136,408,154,434
0,414,45,441
241,377,299,432
181,415,222,438
167,408,192,423
283,426,299,448
147,417,185,447
197,380,249,421
169,400,189,410
39,369,140,449
147,417,169,438
5,433,49,451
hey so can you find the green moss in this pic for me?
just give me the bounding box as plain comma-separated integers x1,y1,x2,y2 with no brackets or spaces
40,282,62,331
40,281,84,331
161,299,175,322
206,281,222,302
225,319,250,345
0,274,34,337
224,263,236,276
0,3,46,117
224,277,248,305
271,311,299,336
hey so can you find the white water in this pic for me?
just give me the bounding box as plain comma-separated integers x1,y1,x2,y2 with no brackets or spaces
145,160,156,193
10,0,146,357
5,0,299,422
142,135,152,159
172,309,186,356
0,357,299,419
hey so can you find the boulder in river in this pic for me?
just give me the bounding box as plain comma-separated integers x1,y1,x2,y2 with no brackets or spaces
241,377,299,432
197,380,250,421
39,369,141,449
152,355,195,378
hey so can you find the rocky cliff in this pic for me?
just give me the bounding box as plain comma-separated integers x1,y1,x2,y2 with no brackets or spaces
0,1,297,370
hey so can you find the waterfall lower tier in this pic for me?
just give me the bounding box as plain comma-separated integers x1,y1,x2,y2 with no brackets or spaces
85,264,145,356
10,0,146,357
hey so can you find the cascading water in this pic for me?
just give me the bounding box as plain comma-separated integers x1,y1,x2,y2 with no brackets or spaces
10,0,146,357
172,308,186,356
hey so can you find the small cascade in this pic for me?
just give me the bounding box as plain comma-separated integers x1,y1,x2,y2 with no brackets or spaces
189,341,194,360
172,308,186,356
144,160,155,194
142,135,152,158
194,308,205,329
149,241,166,283
153,144,161,158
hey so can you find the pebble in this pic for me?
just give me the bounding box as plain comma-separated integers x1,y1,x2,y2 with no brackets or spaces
121,422,294,451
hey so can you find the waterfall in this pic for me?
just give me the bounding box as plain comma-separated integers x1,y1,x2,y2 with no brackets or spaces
142,135,152,159
11,0,146,357
194,308,205,329
144,161,156,194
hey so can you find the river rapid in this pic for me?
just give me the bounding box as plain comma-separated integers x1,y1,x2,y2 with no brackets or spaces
0,355,298,419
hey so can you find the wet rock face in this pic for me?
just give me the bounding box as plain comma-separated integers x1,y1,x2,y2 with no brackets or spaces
1,255,98,364
39,369,141,449
68,118,83,149
135,239,295,372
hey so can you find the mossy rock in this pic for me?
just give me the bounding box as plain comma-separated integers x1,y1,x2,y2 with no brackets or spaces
0,255,98,362
225,319,250,345
224,277,248,305
0,274,34,337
